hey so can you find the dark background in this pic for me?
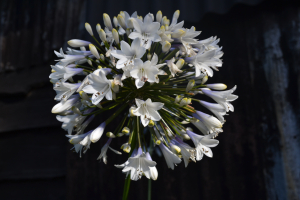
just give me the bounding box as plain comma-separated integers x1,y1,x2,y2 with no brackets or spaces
0,0,299,199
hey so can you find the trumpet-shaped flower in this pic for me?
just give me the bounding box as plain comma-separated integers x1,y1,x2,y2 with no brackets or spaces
97,138,122,164
159,143,181,170
132,98,164,127
53,80,81,101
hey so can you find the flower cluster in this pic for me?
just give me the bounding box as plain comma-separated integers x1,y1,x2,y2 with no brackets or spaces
50,10,238,181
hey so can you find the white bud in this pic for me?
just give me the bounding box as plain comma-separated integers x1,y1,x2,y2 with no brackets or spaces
176,59,185,69
172,29,186,38
112,29,119,44
120,11,125,18
181,133,190,140
127,18,134,29
103,13,113,30
72,106,82,115
173,10,180,22
186,79,195,92
162,41,171,53
116,132,124,137
156,11,162,22
206,83,227,90
85,22,93,36
179,98,191,107
147,53,152,60
161,16,169,26
165,24,169,31
87,60,93,66
122,127,130,135
186,127,193,132
90,122,106,143
121,143,131,153
175,95,182,103
137,16,143,20
171,144,181,154
99,29,106,42
201,75,208,84
129,106,136,117
67,39,91,48
126,28,131,36
96,24,101,35
106,132,116,138
117,14,126,30
113,16,118,27
89,44,100,59
100,54,105,61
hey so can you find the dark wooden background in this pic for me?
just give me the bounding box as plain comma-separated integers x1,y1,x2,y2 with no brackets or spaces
0,0,299,199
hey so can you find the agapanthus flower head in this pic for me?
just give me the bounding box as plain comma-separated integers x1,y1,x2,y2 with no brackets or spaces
50,10,238,182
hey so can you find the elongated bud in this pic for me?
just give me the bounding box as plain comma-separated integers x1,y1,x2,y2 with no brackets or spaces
172,29,186,38
100,54,105,61
113,16,118,27
147,53,152,60
186,127,193,132
148,120,155,127
173,10,180,22
96,24,101,34
87,60,93,66
99,29,106,42
179,98,191,107
122,127,130,135
120,11,125,18
90,122,106,143
79,91,90,100
129,106,136,117
89,44,100,59
162,41,171,53
186,79,195,92
176,59,185,69
175,95,182,103
201,75,208,84
103,13,113,30
126,28,131,36
127,18,134,29
106,132,116,138
171,144,181,154
67,39,91,48
121,143,131,153
85,22,93,36
112,29,119,44
182,133,191,140
206,83,227,90
162,16,169,26
156,10,162,22
117,14,126,30
116,132,124,137
51,69,56,73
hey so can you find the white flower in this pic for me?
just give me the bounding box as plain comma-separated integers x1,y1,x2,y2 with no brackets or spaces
194,111,223,134
66,130,93,157
166,57,183,77
51,95,80,113
185,49,222,77
201,86,238,112
197,36,220,51
145,152,158,180
116,147,157,181
129,13,161,49
159,143,181,170
50,64,83,81
53,80,81,101
199,100,227,123
82,69,112,105
67,39,91,48
171,137,196,167
186,130,219,160
90,121,106,143
111,38,146,69
56,114,86,135
130,59,160,88
132,98,164,127
97,138,122,164
173,26,201,44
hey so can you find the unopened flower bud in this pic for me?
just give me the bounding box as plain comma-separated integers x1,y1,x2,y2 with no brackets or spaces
98,65,102,69
89,44,100,59
147,53,152,60
186,79,195,92
176,59,185,69
173,10,180,22
90,122,106,143
99,29,106,42
117,132,124,137
85,22,93,36
186,127,193,132
162,41,171,53
120,11,125,18
117,14,126,30
112,29,119,44
79,91,90,100
172,29,186,38
137,16,143,20
148,120,155,127
162,16,169,26
129,106,136,117
122,127,130,135
126,28,131,36
96,24,101,35
67,39,91,48
121,143,131,153
113,16,118,27
100,54,105,61
181,133,190,140
106,132,116,138
175,95,182,103
103,13,113,30
51,69,56,73
200,76,208,85
206,83,227,90
127,18,134,29
171,144,181,154
155,140,161,145
179,98,190,107
87,60,93,66
156,11,162,22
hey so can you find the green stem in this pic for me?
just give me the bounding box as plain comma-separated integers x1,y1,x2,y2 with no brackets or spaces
148,178,152,200
122,175,131,200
